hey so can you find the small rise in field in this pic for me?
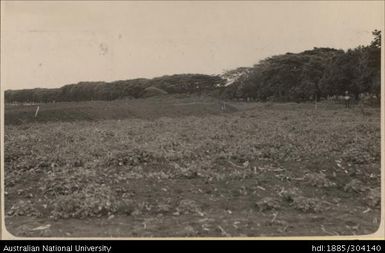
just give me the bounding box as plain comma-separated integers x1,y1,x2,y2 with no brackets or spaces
5,96,239,125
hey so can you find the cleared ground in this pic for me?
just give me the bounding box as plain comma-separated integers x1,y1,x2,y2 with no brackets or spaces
4,97,381,237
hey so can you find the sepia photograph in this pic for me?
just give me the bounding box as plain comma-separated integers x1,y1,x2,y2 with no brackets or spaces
1,1,383,238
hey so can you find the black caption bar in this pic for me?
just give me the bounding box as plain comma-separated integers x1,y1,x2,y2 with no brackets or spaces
0,240,384,253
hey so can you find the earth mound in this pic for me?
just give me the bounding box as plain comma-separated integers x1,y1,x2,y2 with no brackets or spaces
141,86,168,98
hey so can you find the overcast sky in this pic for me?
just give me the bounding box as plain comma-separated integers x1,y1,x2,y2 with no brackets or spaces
1,1,384,90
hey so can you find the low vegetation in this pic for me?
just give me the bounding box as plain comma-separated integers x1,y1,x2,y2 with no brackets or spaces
4,99,380,237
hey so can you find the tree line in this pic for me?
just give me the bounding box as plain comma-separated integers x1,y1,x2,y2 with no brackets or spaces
222,30,381,103
5,30,381,104
5,74,224,103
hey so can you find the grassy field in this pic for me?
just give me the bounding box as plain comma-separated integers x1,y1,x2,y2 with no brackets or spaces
4,95,239,125
4,97,381,237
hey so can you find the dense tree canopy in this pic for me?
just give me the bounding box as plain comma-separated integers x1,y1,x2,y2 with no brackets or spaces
222,30,381,102
5,30,381,104
222,48,343,101
5,74,225,103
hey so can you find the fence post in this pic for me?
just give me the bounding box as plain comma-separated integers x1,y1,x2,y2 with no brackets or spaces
34,106,40,118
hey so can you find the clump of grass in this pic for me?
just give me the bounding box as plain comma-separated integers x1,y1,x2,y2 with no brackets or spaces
343,179,367,193
304,172,336,188
278,188,329,213
106,149,153,167
115,198,136,215
256,197,280,212
176,199,202,215
342,151,375,165
279,187,302,203
7,200,40,217
50,184,118,219
366,187,380,208
291,196,329,213
43,168,97,197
